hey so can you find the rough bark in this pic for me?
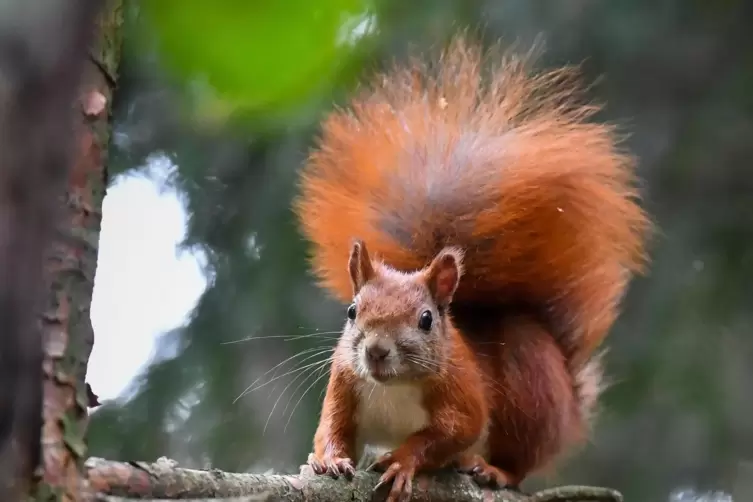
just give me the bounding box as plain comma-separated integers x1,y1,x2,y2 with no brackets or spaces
84,458,622,502
36,1,124,500
0,0,100,499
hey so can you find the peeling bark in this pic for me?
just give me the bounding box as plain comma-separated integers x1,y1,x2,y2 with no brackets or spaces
37,1,124,500
84,458,622,502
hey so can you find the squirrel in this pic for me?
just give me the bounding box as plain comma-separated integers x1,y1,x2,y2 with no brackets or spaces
294,36,651,502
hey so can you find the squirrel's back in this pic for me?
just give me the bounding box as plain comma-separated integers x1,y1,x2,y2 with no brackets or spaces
296,37,650,367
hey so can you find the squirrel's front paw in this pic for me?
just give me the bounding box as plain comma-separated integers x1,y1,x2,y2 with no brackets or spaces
306,453,355,480
369,452,416,502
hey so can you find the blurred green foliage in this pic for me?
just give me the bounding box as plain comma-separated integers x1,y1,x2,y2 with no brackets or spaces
88,1,753,501
141,0,373,118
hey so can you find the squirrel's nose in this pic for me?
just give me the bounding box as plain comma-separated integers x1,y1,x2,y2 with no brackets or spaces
365,339,391,362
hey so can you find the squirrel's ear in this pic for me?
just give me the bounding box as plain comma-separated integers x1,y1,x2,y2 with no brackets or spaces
425,247,464,308
348,239,375,295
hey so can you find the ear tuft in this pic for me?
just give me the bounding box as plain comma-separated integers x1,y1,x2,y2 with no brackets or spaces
348,239,375,295
425,246,464,307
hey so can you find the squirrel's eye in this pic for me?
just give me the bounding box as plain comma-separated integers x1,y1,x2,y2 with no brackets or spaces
347,303,357,320
418,310,433,331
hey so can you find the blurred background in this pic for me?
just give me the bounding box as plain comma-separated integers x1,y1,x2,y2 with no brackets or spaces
84,1,753,501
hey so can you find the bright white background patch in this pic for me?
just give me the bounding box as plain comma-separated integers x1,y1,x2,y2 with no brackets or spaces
88,159,207,402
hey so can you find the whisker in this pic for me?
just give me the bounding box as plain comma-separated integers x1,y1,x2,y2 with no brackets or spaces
263,366,319,433
406,357,434,373
233,347,334,403
281,358,333,419
244,349,334,397
367,377,377,401
234,345,332,402
283,363,332,433
406,354,441,369
263,356,334,434
222,331,341,345
265,345,333,377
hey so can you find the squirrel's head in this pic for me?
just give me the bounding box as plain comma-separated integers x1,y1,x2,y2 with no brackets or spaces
340,239,464,384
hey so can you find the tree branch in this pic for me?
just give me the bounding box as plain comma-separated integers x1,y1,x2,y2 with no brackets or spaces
85,457,623,502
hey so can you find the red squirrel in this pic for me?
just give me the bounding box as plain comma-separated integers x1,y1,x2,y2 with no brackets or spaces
294,37,651,502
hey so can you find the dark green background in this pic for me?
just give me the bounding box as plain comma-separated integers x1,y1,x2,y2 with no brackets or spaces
87,1,753,500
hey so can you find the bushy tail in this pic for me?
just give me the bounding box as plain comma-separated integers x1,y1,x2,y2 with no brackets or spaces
295,36,651,367
574,351,607,431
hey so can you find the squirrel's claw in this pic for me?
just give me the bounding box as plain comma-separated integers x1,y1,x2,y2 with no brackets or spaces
307,453,327,475
373,457,415,502
455,453,517,489
306,453,355,480
366,451,393,472
335,458,356,480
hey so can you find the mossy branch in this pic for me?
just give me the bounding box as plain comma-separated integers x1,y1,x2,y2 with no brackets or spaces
85,457,622,502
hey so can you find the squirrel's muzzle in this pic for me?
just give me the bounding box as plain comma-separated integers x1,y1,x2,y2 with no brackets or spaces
365,338,391,362
362,337,397,382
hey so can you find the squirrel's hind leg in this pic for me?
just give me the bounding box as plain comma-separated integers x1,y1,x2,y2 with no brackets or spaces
454,452,521,489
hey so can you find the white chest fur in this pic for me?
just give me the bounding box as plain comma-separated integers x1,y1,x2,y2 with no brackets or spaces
355,381,429,454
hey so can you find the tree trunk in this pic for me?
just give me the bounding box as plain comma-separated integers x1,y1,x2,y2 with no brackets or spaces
0,0,100,499
36,1,124,500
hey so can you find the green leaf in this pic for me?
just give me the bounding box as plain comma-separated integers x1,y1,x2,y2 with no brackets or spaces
142,0,373,114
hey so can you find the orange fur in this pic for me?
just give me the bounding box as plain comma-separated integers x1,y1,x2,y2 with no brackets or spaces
462,314,583,482
297,36,651,495
313,363,358,461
